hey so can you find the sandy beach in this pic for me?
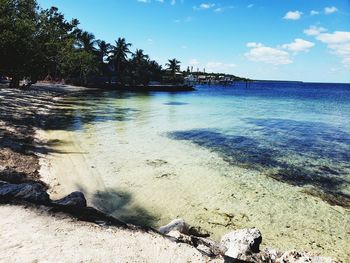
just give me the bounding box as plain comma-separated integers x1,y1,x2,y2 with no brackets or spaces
0,204,215,263
0,84,219,263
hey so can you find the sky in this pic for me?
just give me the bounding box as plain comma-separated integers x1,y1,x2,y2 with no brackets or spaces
37,0,350,83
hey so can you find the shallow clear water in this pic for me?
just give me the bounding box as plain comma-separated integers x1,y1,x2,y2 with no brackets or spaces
44,81,350,260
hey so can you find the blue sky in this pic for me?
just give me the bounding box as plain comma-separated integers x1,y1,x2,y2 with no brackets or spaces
38,0,350,83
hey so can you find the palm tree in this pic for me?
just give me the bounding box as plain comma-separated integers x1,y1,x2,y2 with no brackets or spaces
132,49,149,64
78,31,96,52
111,37,132,76
148,60,162,81
96,40,111,77
96,40,111,61
166,58,181,81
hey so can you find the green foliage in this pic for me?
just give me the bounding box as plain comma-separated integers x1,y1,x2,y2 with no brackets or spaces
0,0,39,85
0,0,245,88
166,58,181,75
58,38,98,85
36,6,79,79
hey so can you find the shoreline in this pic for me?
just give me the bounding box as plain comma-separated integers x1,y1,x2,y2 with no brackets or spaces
0,84,345,262
0,84,219,262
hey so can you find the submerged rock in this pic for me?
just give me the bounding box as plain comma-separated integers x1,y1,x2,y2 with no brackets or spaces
159,218,189,235
220,228,262,260
0,181,49,204
52,191,87,208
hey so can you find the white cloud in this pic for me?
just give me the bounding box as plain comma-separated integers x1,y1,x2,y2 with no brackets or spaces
282,38,315,53
304,26,327,36
245,44,292,65
342,57,350,69
317,31,350,44
200,3,215,9
283,11,303,20
137,0,150,3
315,31,350,69
205,62,236,72
310,10,320,15
324,6,338,14
194,3,215,10
189,59,200,65
246,42,263,48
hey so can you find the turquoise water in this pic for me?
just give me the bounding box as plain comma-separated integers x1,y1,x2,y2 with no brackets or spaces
49,81,350,205
45,81,350,260
167,82,350,205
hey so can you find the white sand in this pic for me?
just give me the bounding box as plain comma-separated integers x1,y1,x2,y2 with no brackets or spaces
0,204,218,263
0,84,219,263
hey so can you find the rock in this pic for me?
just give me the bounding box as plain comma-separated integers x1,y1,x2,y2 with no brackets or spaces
166,230,192,244
191,236,222,257
276,251,339,263
220,228,262,260
0,181,50,204
166,230,220,257
196,244,213,256
189,226,211,237
159,218,189,235
52,191,87,208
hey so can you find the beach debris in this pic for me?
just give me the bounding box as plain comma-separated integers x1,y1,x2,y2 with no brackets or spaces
275,250,338,263
52,191,87,208
219,228,262,260
0,181,49,204
166,230,192,244
146,159,168,167
159,218,189,235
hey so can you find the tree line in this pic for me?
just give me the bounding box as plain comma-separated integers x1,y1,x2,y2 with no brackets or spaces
0,0,182,88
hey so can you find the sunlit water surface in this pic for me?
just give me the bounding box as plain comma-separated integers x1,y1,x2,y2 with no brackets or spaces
43,82,350,261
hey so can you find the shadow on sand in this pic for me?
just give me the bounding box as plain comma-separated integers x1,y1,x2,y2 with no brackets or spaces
74,186,158,228
0,88,139,155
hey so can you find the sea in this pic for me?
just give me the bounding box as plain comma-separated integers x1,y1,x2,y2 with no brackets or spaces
43,81,350,260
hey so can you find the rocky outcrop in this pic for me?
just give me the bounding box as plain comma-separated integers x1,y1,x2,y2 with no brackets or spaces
0,181,50,204
219,228,262,259
276,251,338,263
0,181,128,228
0,180,340,263
160,219,339,263
159,218,189,235
52,191,87,208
